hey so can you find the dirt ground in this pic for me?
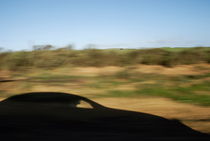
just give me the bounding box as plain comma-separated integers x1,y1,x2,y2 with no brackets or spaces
93,97,210,134
69,63,210,76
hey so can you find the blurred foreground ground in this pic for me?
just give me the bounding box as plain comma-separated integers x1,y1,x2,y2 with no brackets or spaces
0,63,210,133
93,97,210,134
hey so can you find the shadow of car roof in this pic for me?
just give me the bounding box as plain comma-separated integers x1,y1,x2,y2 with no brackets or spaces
0,92,209,141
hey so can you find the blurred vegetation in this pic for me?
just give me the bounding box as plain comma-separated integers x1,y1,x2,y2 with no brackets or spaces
1,46,210,106
95,71,210,106
0,47,210,70
101,80,210,106
1,65,210,106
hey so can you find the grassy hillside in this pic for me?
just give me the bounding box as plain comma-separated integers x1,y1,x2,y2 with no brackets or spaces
0,47,210,70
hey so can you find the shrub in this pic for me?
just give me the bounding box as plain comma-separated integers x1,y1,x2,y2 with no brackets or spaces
1,47,210,70
3,51,32,70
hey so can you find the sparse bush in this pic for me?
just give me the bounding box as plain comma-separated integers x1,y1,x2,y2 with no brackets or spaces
114,70,131,79
2,51,32,70
0,47,210,70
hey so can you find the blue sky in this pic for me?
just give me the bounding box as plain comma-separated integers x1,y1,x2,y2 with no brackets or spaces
0,0,210,50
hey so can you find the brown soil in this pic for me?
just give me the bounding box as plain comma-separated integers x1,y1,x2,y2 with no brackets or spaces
70,66,123,76
68,63,210,76
133,63,210,75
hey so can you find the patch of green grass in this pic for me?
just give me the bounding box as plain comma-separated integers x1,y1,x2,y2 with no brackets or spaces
29,73,85,82
139,81,210,106
11,73,27,78
101,81,210,106
162,47,210,52
20,82,33,90
113,70,132,79
101,79,129,85
86,82,105,89
0,91,15,99
86,78,129,89
130,73,167,82
161,47,190,52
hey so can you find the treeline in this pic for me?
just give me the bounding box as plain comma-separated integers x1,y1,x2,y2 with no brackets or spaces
0,47,210,70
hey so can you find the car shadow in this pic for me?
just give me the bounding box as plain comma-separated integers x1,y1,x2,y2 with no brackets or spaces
0,92,209,141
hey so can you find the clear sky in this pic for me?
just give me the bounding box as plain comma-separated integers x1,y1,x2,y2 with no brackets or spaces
1,0,210,50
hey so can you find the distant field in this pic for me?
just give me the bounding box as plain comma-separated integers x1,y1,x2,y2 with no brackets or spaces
161,47,210,52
